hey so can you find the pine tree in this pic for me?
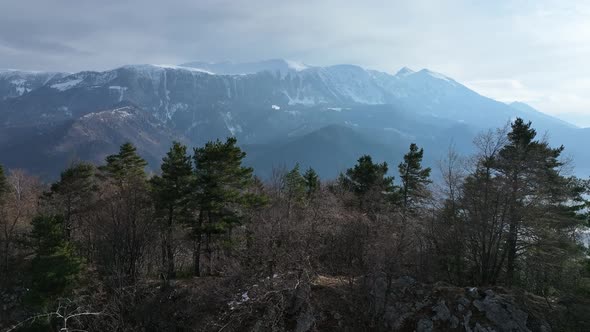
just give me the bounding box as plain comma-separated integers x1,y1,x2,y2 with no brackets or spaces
303,167,320,199
100,142,147,184
340,155,394,215
284,163,306,216
28,215,83,306
398,143,431,212
46,162,96,239
192,137,254,276
494,118,569,285
98,143,150,282
151,142,193,280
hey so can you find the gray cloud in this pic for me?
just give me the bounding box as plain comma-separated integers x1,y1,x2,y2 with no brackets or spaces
1,0,589,124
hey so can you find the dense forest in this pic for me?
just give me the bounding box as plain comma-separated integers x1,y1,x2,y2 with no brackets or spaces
1,118,589,331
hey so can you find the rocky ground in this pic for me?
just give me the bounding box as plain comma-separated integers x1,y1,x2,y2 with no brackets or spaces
2,274,588,331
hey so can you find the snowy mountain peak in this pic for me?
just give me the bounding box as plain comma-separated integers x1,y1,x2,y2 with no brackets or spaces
417,69,455,83
180,59,310,75
395,67,416,77
120,64,214,75
0,69,69,99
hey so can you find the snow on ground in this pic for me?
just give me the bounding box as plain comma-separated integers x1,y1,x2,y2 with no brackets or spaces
423,69,456,85
51,78,83,91
152,64,215,75
285,60,309,71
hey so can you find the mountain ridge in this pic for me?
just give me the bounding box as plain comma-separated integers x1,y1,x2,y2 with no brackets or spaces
0,59,586,179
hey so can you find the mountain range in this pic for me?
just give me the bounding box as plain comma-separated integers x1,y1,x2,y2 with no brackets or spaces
0,59,588,179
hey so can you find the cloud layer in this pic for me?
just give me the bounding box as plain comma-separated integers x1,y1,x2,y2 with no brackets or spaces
2,0,589,125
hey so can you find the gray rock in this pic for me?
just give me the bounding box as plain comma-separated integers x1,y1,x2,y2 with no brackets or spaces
458,296,471,307
473,299,485,311
397,275,416,287
467,287,480,298
433,300,451,321
464,310,473,332
473,294,531,332
294,308,315,332
417,318,433,332
474,322,496,332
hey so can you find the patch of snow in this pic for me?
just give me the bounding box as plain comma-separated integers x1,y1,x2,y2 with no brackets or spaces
383,127,415,140
326,107,342,112
284,90,316,106
10,78,26,85
117,109,133,118
51,78,83,91
80,107,134,120
423,69,456,85
109,86,128,102
167,103,188,120
285,60,308,71
11,78,30,95
395,67,415,77
152,64,215,75
221,111,242,136
228,291,251,310
317,66,384,104
271,104,281,110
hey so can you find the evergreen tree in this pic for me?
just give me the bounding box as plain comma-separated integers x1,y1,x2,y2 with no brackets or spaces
340,155,394,215
398,143,432,212
284,163,306,215
494,118,570,285
100,142,147,184
192,137,254,276
98,143,150,282
46,162,96,239
151,142,193,280
28,215,83,306
303,167,320,199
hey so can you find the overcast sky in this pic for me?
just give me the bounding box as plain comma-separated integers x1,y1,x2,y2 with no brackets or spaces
2,0,590,125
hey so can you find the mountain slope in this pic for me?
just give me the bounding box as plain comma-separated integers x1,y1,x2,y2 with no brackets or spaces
0,104,179,177
245,124,400,178
0,69,68,100
0,60,585,179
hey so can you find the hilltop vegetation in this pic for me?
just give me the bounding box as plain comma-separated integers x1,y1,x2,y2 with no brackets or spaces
1,118,589,331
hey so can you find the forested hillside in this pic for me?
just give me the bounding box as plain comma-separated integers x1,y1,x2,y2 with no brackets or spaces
1,118,589,331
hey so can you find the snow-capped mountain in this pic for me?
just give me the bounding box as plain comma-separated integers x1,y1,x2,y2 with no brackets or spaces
0,60,585,179
0,69,68,100
180,59,310,75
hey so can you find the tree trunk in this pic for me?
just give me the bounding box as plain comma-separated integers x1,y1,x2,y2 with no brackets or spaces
166,206,175,279
193,210,203,276
505,220,518,286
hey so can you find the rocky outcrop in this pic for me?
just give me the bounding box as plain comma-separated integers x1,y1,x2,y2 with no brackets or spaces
3,274,571,331
358,277,553,332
